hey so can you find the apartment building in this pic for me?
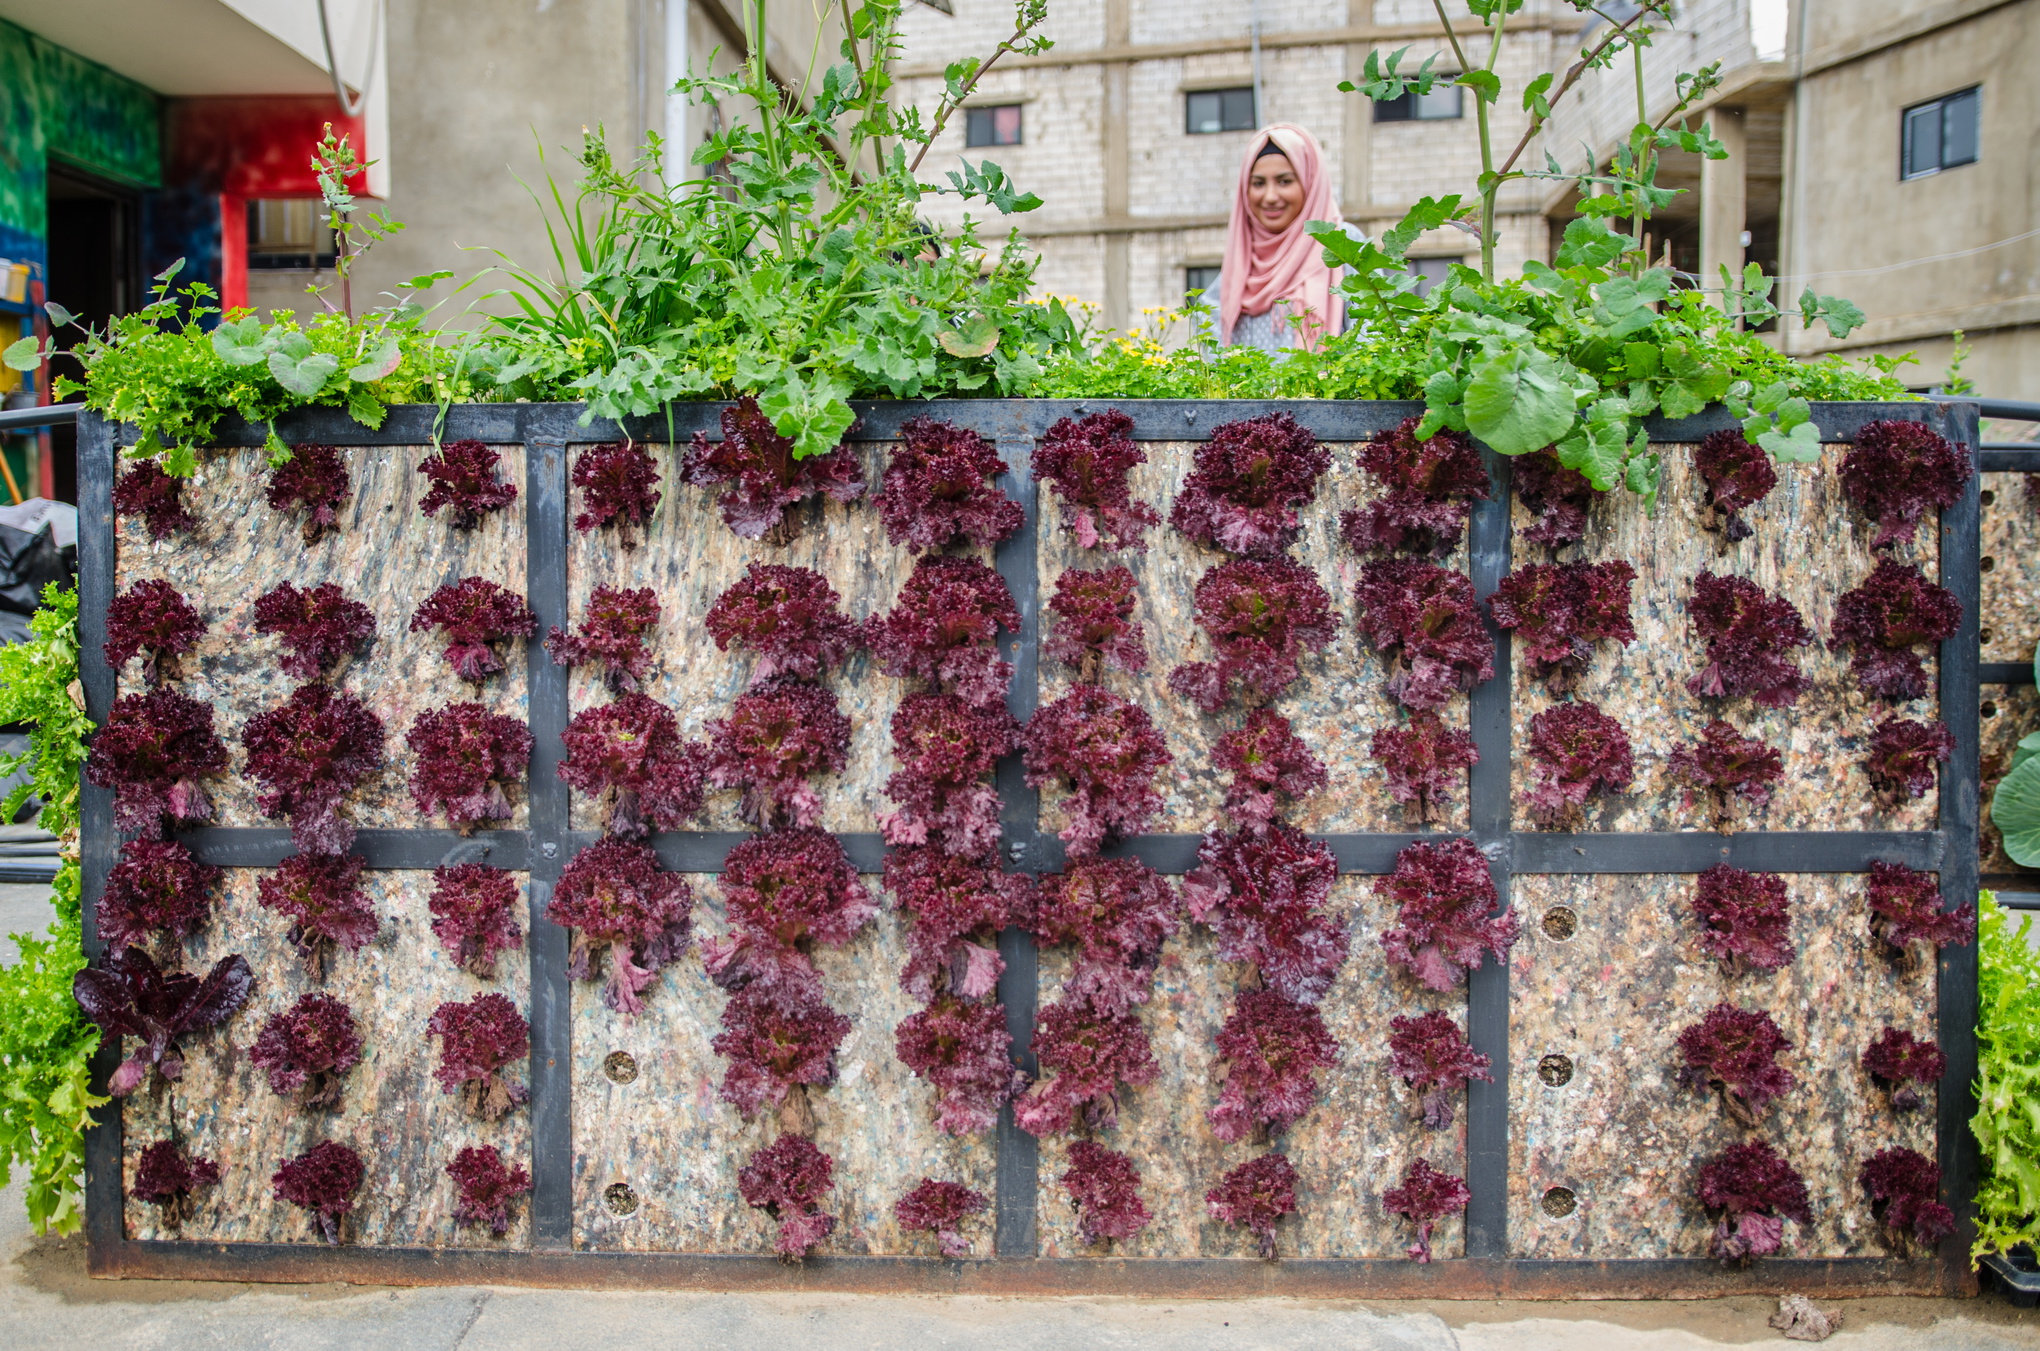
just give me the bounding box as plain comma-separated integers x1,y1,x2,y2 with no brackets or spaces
897,0,1569,334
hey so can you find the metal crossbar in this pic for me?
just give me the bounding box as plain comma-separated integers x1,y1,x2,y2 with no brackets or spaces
75,398,1982,1295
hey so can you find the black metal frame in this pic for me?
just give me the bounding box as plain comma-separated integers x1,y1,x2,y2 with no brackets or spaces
77,398,1982,1294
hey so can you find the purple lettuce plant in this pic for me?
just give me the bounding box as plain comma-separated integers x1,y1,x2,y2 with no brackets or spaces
571,442,660,547
1206,1152,1301,1259
1213,708,1328,832
881,693,1020,861
1514,451,1592,549
250,992,363,1111
409,577,537,684
1376,838,1518,992
1061,1141,1152,1245
547,585,660,693
1208,989,1339,1142
1034,409,1159,551
895,992,1021,1135
1690,864,1794,974
257,852,377,979
558,692,709,838
1668,719,1785,825
738,1135,836,1259
1861,1026,1946,1113
98,839,221,955
1686,572,1812,707
1022,683,1171,857
1864,717,1953,806
427,992,531,1120
1524,700,1634,828
547,839,694,1014
1384,1158,1469,1263
1351,560,1495,710
133,1140,220,1227
865,555,1020,708
1859,1147,1955,1254
705,680,853,829
875,416,1023,551
713,984,852,1120
114,460,198,540
896,1178,990,1258
1183,824,1346,1006
242,682,386,854
1676,1002,1797,1127
682,396,865,543
418,440,518,527
447,1144,532,1236
104,579,204,685
1695,1140,1811,1264
1169,412,1330,558
885,844,1032,1001
1840,419,1972,551
273,1140,365,1245
1830,561,1962,702
427,862,523,977
1169,558,1338,713
1372,711,1478,824
1693,430,1777,543
1012,994,1159,1136
700,827,874,1003
86,689,229,837
267,444,350,542
704,564,859,687
1865,860,1975,971
72,948,252,1096
1387,1009,1492,1130
253,581,376,680
1030,856,1180,1016
1042,566,1148,682
1487,560,1637,695
1341,417,1490,558
406,703,533,831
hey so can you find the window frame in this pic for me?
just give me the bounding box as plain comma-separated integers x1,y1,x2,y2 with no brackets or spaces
1184,87,1258,136
1373,83,1465,123
1900,85,1981,180
1184,265,1223,304
964,103,1024,149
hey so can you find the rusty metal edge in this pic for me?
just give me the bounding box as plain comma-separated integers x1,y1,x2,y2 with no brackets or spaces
85,1239,1953,1298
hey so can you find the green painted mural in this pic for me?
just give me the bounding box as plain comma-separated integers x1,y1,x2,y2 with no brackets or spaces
0,19,160,264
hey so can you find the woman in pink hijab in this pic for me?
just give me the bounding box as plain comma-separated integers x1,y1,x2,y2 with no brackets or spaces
1214,123,1356,351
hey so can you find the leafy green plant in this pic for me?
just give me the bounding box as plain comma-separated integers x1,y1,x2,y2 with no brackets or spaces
0,583,102,1235
1987,641,2040,867
1973,892,2040,1261
465,0,1074,457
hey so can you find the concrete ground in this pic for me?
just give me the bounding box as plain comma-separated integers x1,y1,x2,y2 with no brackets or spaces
8,890,2040,1347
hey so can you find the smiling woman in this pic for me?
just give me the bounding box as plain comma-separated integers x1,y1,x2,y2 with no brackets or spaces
1212,125,1364,353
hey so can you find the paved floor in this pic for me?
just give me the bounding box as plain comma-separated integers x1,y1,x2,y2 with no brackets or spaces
0,880,57,965
8,888,2040,1348
3,1178,2037,1351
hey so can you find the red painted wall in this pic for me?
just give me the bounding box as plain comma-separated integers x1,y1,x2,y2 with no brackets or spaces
160,96,373,311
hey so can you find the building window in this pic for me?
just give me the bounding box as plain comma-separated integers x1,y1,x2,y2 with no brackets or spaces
965,104,1023,148
1409,257,1461,298
247,199,335,270
1902,87,1980,179
1186,88,1256,135
1375,84,1463,122
1185,265,1222,303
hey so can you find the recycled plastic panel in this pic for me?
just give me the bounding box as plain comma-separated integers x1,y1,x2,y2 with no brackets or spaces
1033,879,1467,1260
121,869,535,1248
112,445,531,832
570,874,997,1256
1979,473,2040,667
1036,442,1473,838
1980,683,2040,877
1507,874,1936,1260
564,441,981,837
1509,444,1937,835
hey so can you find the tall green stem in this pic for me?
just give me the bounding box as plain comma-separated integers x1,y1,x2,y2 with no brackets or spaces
1477,7,1509,283
1631,36,1648,276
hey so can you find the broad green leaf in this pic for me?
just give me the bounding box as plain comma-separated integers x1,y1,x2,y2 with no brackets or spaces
2011,730,2040,776
1,336,39,372
347,337,403,383
266,332,339,397
1522,71,1553,118
162,442,199,478
1457,70,1502,104
1463,343,1575,457
760,370,857,461
1758,420,1821,463
42,301,74,328
211,316,273,367
347,388,388,429
1993,755,2040,867
1555,216,1634,271
1799,286,1866,339
1554,428,1623,492
938,317,1001,359
264,427,292,466
1379,195,1465,261
1622,342,1661,379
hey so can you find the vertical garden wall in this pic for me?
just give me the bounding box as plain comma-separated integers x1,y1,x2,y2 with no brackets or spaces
74,398,1982,1296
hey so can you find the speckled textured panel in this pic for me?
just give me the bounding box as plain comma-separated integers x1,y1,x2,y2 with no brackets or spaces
121,869,535,1247
571,873,997,1256
113,446,531,833
1037,441,1473,839
1033,877,1466,1261
1980,474,2040,665
1510,444,1938,834
1982,683,2040,876
565,442,993,835
1507,874,1936,1260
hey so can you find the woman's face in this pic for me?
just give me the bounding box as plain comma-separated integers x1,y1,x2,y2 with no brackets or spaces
1248,153,1305,234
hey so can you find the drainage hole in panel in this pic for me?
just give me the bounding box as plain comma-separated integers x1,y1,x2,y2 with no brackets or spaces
604,1051,639,1084
604,1183,639,1217
1537,1054,1575,1087
1984,700,2000,719
1542,1187,1578,1219
1981,628,1995,646
1982,489,1996,507
1541,906,1578,941
1983,556,1997,573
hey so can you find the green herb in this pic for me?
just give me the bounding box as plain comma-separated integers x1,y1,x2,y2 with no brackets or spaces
1974,892,2040,1262
0,583,102,1235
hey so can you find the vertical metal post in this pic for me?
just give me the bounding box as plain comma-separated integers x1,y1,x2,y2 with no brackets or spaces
992,437,1040,1258
524,436,574,1249
1464,449,1514,1258
1936,401,1982,1292
77,412,124,1267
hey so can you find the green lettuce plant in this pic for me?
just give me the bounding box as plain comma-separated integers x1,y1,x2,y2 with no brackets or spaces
1974,892,2040,1261
0,584,102,1235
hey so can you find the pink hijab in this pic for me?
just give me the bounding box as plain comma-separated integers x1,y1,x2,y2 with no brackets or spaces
1219,124,1343,350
